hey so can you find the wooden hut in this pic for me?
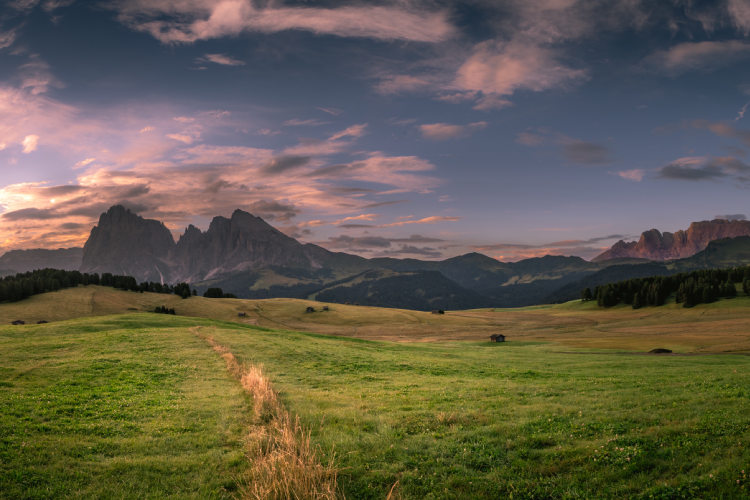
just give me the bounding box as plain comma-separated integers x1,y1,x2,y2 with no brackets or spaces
490,334,506,343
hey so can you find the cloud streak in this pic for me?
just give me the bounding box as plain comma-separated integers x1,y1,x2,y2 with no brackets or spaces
474,233,627,262
657,156,750,182
644,40,750,75
562,139,610,165
419,121,487,141
112,1,454,44
198,53,245,66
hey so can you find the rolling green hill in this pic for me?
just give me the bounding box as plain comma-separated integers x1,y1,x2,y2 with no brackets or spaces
3,285,750,351
1,310,748,498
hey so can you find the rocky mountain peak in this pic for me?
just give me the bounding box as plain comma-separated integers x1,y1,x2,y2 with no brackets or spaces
594,219,750,261
80,206,175,282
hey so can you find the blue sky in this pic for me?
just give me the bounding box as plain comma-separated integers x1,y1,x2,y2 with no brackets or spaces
1,0,750,261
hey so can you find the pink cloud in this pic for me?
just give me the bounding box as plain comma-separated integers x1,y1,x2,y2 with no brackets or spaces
199,53,245,66
729,0,750,35
419,121,487,141
381,215,460,227
282,124,367,156
645,40,750,75
472,94,513,111
0,76,441,252
375,75,432,95
21,134,39,153
113,1,453,44
0,29,16,50
166,133,195,144
617,169,645,182
516,131,545,146
455,41,587,98
0,111,439,251
336,213,378,224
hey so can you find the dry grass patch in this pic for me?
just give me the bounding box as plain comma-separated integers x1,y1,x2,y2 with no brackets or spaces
195,328,339,500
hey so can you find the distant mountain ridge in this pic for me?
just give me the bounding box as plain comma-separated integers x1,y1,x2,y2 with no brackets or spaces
594,219,750,261
7,207,750,309
68,205,606,308
0,248,82,276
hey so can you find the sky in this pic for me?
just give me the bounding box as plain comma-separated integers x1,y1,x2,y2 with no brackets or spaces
1,0,750,262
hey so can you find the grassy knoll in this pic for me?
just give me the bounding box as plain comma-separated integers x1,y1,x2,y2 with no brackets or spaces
2,286,750,352
0,315,249,499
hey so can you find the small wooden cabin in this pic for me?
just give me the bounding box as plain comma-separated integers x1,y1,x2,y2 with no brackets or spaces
490,334,506,343
11,320,25,325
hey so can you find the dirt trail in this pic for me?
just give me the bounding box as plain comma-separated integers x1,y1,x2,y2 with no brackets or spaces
190,327,339,500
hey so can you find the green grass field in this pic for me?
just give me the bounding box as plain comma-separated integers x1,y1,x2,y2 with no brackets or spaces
0,315,249,499
1,288,749,498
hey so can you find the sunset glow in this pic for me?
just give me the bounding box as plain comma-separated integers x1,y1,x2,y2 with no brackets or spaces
2,1,750,260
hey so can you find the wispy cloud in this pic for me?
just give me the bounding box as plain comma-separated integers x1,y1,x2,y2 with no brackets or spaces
516,128,611,165
260,155,310,175
317,232,445,259
561,139,611,165
111,1,454,44
375,74,433,95
8,0,73,12
18,55,63,95
283,118,329,127
657,156,749,181
728,0,750,35
736,101,750,121
715,213,746,220
282,123,367,156
0,84,440,250
419,121,487,141
197,53,245,66
474,232,626,262
381,215,459,227
454,40,588,101
316,107,342,116
644,40,750,75
617,169,645,182
0,29,17,50
516,131,545,146
690,119,750,146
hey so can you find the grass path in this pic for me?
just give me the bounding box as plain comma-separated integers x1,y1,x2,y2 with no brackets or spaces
191,326,339,499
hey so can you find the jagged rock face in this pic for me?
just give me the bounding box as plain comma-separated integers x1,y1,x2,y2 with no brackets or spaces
172,209,324,281
594,219,750,261
80,205,175,282
0,248,83,275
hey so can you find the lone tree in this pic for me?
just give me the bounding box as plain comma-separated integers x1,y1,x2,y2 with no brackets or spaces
580,287,593,302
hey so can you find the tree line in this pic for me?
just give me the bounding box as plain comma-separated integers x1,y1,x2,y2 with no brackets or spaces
0,268,196,304
581,266,750,308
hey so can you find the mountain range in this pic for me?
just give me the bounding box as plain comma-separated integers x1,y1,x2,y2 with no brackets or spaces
593,219,750,261
4,205,750,310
